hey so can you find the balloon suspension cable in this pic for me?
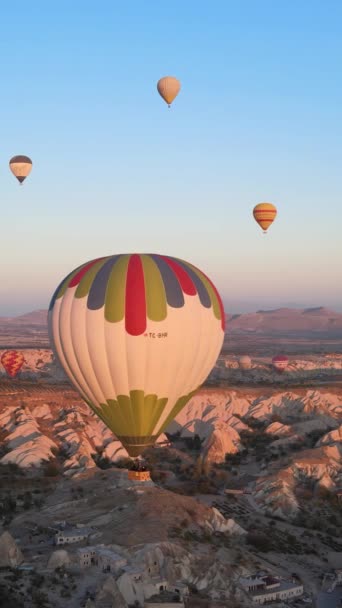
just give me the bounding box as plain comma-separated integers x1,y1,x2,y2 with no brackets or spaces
132,457,148,472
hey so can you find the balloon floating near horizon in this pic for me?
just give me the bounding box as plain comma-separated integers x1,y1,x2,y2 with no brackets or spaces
272,354,289,373
48,253,225,457
1,350,25,378
238,355,252,370
157,76,181,107
253,202,277,234
9,155,32,184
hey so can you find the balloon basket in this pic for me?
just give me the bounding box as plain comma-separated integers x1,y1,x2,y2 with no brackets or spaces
127,470,151,482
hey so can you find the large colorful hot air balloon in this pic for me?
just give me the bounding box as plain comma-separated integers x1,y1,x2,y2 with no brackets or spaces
157,76,181,107
253,202,277,234
272,354,289,373
9,155,32,184
49,254,225,457
1,350,25,378
238,355,252,370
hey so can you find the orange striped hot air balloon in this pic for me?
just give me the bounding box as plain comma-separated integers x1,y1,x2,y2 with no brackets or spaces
253,202,277,234
1,350,25,378
157,76,181,107
9,155,32,184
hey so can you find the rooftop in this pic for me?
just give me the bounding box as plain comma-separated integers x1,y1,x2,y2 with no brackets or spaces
96,548,126,560
251,580,303,598
240,577,267,589
56,528,92,537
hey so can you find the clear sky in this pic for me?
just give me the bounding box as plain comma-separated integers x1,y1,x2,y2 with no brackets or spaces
0,0,341,315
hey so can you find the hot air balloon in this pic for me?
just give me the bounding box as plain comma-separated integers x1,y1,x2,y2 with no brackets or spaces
238,355,252,370
9,155,32,184
49,254,225,462
253,202,277,234
272,355,289,373
157,76,181,107
1,350,25,378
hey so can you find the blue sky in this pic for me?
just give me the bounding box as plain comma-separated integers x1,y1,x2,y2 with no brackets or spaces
1,0,341,315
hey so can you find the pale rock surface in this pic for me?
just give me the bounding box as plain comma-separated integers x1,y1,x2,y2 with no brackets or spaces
266,421,291,435
318,425,342,447
116,572,144,606
207,508,246,535
0,531,23,568
202,423,240,463
96,575,128,608
47,549,71,569
30,403,52,419
103,441,130,463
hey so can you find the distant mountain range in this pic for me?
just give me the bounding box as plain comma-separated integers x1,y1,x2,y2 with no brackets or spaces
226,307,342,335
1,307,342,348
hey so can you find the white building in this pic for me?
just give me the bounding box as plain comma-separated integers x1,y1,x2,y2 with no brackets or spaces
55,528,92,545
240,575,303,604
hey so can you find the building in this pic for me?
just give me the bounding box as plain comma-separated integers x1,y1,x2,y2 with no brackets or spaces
76,546,127,572
77,546,98,567
96,548,127,573
240,575,303,604
54,527,92,545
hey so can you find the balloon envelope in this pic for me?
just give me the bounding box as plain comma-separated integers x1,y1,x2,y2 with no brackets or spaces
48,254,225,456
1,350,25,378
157,76,181,106
238,355,252,370
272,355,289,373
253,202,277,233
9,155,32,184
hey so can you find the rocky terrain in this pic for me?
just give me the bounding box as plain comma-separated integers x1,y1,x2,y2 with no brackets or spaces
0,318,341,607
0,380,341,519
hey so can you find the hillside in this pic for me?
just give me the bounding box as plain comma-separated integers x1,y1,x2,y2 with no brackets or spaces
1,307,342,351
226,307,342,335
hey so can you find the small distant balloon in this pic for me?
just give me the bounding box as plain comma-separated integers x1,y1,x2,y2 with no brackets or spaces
272,355,289,373
253,202,277,234
157,76,181,107
1,350,25,378
238,355,252,370
9,155,32,184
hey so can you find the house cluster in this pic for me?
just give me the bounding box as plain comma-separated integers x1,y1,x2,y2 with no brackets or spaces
74,541,189,605
240,574,304,604
50,521,189,606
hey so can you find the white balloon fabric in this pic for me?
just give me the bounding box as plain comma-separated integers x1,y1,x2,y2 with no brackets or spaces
49,253,225,456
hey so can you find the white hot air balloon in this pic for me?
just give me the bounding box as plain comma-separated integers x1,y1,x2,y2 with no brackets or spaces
49,253,225,459
238,355,252,370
